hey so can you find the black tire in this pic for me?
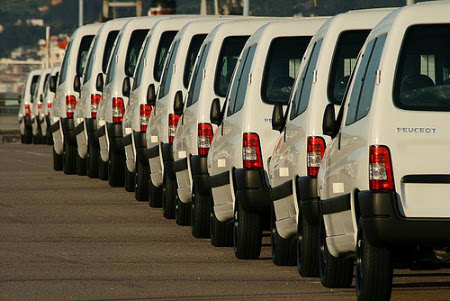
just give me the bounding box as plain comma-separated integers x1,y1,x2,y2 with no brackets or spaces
210,202,233,247
76,152,87,176
21,135,25,144
47,133,53,145
233,199,262,259
32,134,39,145
297,211,320,277
124,166,135,192
24,128,32,144
53,147,63,171
108,151,125,187
271,206,296,266
175,196,191,226
87,141,99,178
149,179,162,208
191,185,211,238
162,168,176,219
62,139,77,175
319,217,354,288
135,159,149,202
356,221,393,301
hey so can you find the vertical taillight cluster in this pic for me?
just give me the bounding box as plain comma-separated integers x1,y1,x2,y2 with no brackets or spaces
47,102,52,115
140,104,151,132
90,94,101,118
112,97,125,123
37,103,42,114
24,104,31,116
66,95,76,118
242,133,262,169
198,123,213,156
168,114,180,143
307,136,326,177
369,145,394,191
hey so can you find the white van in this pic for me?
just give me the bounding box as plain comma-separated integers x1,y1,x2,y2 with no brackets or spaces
172,19,274,239
207,18,328,260
41,66,60,145
96,16,171,188
317,2,450,300
19,69,41,144
74,18,130,179
143,18,232,222
51,23,101,174
31,68,52,144
269,8,394,273
125,17,222,204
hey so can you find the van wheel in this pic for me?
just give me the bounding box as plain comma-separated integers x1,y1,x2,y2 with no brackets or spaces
125,167,135,192
149,179,162,208
62,139,77,175
162,169,176,219
175,196,191,226
76,152,87,176
108,152,125,187
87,142,99,178
191,186,211,238
47,134,53,145
53,147,63,171
99,157,109,180
135,159,149,202
233,199,262,259
210,202,233,247
24,128,32,144
32,134,39,145
356,221,392,301
297,211,320,276
271,205,296,266
319,217,353,288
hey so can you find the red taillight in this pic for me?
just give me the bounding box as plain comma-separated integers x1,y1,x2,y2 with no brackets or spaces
24,104,31,116
112,97,125,123
47,102,52,115
140,104,152,132
198,123,213,156
369,145,394,191
66,95,76,118
307,136,326,177
90,94,101,118
168,114,180,143
243,133,262,170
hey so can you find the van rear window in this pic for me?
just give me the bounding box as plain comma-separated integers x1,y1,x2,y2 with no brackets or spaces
394,24,450,112
59,40,73,85
125,29,149,77
183,34,208,89
77,35,94,76
153,31,178,82
261,36,311,105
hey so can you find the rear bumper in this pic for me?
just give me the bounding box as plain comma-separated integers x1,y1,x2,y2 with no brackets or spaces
234,168,271,213
359,191,450,246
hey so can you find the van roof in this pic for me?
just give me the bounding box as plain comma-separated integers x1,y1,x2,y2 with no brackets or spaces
72,22,103,38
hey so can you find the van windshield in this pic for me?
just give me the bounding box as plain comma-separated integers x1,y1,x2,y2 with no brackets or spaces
125,29,149,77
58,40,73,85
153,31,178,82
183,34,208,89
214,36,249,98
394,24,450,112
261,36,311,105
77,35,95,76
328,30,370,104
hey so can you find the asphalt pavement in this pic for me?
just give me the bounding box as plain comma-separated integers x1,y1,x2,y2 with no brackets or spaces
0,143,449,301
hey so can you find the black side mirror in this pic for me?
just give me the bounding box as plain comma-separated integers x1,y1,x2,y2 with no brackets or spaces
95,73,104,92
147,84,156,106
173,91,184,116
122,77,131,98
210,98,223,126
272,103,286,132
49,76,57,93
73,75,81,93
322,103,337,138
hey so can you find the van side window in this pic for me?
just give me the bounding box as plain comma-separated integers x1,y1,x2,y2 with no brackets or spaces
290,39,323,120
125,29,149,77
393,24,450,112
226,48,250,116
183,34,208,89
59,40,73,85
214,36,250,98
77,35,95,76
261,36,311,105
158,40,180,99
186,43,211,107
328,30,370,104
153,31,178,82
230,44,257,115
345,39,376,125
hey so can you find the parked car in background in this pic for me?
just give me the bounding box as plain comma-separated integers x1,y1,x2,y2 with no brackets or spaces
31,68,52,144
207,18,328,260
269,8,394,276
317,2,450,300
19,69,41,144
51,23,101,174
41,66,60,146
